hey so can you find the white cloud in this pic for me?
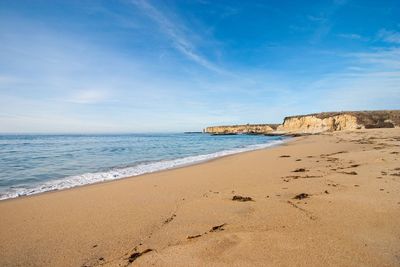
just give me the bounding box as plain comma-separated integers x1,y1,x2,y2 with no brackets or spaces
349,48,400,69
377,29,400,44
307,15,327,23
0,75,20,85
131,0,226,74
338,33,362,40
68,89,110,104
306,48,400,111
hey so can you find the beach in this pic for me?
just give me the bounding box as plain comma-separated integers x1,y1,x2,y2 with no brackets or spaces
0,128,399,266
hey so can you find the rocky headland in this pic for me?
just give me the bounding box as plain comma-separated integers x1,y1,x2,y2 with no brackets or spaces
204,124,279,135
204,110,400,135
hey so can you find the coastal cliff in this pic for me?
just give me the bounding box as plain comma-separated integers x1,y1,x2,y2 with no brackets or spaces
204,110,400,135
278,110,400,133
204,124,278,135
277,113,360,133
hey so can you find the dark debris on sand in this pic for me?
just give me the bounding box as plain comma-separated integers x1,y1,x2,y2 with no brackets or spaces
187,234,202,239
187,223,227,239
128,249,153,263
293,193,309,200
210,223,226,232
232,195,254,202
293,168,307,172
164,214,176,224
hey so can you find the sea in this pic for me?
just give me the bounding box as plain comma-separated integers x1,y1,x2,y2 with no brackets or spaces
0,133,286,200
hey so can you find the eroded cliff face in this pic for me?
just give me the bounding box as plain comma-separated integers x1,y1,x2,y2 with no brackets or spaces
278,110,400,134
277,114,361,133
204,124,275,135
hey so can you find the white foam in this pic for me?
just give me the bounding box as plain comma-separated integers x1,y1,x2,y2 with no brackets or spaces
0,139,285,200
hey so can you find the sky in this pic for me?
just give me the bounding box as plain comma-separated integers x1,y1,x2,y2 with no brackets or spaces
0,0,399,133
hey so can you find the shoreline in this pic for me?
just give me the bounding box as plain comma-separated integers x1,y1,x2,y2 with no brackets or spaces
0,137,290,202
1,128,399,266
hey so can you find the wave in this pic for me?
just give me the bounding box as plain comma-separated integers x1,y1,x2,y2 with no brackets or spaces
0,139,285,200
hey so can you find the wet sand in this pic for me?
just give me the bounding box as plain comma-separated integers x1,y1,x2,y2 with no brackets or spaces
0,128,399,266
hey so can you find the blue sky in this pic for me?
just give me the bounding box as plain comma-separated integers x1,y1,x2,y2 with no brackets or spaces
0,0,399,133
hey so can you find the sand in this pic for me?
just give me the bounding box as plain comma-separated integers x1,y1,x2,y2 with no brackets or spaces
0,128,399,266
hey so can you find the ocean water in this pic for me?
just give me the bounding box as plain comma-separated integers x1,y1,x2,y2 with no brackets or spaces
0,133,286,200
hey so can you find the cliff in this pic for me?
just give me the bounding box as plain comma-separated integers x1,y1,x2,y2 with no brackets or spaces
277,114,359,133
204,110,400,135
278,110,400,134
204,124,279,135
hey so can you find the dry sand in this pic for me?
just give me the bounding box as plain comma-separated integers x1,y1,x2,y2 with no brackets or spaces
0,128,399,266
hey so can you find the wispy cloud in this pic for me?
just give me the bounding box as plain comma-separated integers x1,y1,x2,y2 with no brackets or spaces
308,0,347,44
338,33,367,41
306,48,400,111
131,0,225,74
349,48,400,69
68,89,110,104
307,15,327,23
377,29,400,44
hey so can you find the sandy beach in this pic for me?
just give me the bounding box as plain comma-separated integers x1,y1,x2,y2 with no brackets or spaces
0,128,399,266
